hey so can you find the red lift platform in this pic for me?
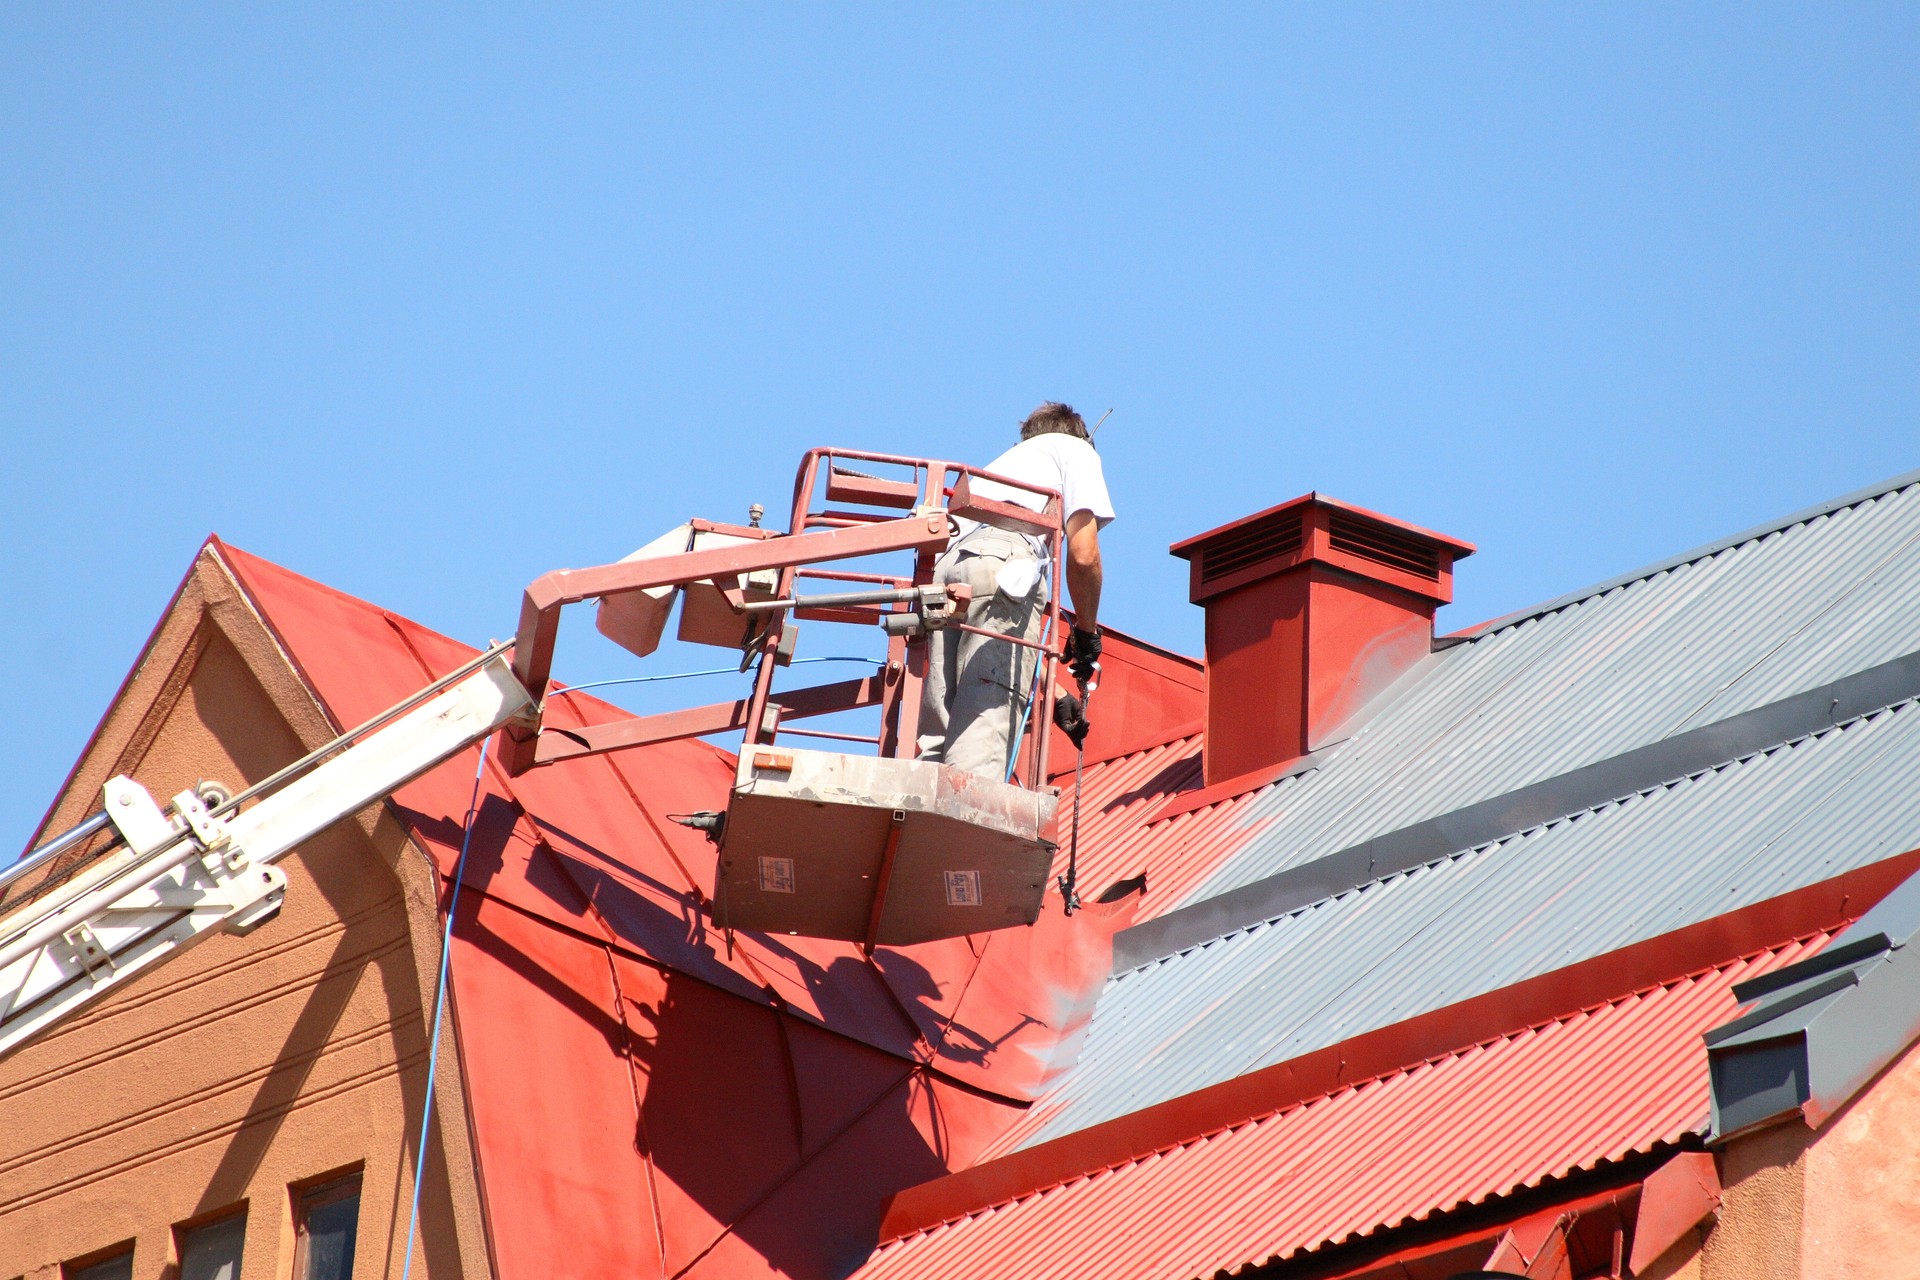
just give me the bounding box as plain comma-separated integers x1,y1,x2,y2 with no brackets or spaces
504,448,1069,950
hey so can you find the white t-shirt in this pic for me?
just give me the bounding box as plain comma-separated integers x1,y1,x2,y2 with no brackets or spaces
962,434,1116,545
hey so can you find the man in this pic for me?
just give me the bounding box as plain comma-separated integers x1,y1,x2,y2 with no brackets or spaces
918,401,1115,780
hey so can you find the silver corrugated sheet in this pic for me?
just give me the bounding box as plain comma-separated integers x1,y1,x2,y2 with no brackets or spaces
1005,473,1920,1151
1201,480,1920,896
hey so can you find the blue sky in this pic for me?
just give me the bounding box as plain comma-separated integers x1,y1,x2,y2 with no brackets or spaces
4,6,1915,850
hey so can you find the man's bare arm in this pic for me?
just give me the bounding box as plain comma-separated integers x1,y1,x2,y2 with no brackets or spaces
1065,509,1103,629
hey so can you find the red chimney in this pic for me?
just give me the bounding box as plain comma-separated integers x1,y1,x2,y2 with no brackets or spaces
1170,494,1474,788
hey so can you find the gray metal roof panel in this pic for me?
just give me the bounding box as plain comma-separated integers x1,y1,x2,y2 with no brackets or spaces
1458,464,1920,638
993,470,1920,1152
1017,696,1920,1146
1185,479,1920,902
1116,648,1920,970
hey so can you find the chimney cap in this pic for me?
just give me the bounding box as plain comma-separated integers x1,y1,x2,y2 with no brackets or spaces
1170,491,1477,606
1172,491,1476,560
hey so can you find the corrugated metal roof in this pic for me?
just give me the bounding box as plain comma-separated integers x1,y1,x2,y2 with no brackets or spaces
858,936,1826,1280
1192,477,1920,900
1009,472,1920,1148
1014,691,1920,1146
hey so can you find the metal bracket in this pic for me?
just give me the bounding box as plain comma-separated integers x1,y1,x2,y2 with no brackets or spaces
172,788,247,875
917,583,959,630
62,922,114,982
103,777,178,857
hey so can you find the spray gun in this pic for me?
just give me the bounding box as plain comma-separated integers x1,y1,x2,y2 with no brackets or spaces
1051,662,1097,747
1050,615,1103,914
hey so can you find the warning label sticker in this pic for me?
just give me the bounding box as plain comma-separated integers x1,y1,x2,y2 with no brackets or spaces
759,857,797,894
943,869,983,907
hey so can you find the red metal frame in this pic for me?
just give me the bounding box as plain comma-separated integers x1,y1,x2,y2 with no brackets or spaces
505,447,1068,785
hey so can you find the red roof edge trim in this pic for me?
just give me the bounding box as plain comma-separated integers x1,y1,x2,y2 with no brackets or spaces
208,539,354,734
1066,615,1204,679
1048,614,1207,771
1146,748,1317,823
877,847,1920,1244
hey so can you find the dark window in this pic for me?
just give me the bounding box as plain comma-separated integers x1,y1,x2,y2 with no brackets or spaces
64,1250,133,1280
178,1211,247,1280
294,1174,362,1280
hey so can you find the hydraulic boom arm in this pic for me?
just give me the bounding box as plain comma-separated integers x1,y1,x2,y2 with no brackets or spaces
0,651,531,1061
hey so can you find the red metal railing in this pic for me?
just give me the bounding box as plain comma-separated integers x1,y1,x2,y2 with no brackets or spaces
505,447,1066,788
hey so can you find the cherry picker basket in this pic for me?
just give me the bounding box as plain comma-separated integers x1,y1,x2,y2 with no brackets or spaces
505,447,1069,948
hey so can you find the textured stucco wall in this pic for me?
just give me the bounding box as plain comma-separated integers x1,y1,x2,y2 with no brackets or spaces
0,552,489,1280
1800,1031,1920,1280
1704,1116,1810,1280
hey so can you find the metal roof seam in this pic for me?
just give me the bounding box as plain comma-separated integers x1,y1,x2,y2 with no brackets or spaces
1110,696,1920,980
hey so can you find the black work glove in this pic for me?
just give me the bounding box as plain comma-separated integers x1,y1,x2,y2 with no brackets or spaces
1053,692,1092,750
1064,626,1102,686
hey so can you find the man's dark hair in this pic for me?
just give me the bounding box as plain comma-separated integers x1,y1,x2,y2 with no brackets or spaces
1020,401,1090,442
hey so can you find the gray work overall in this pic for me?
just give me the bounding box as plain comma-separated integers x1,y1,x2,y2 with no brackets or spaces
916,525,1045,780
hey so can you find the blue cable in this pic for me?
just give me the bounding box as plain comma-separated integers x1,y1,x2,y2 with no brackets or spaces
1006,664,1041,782
400,736,489,1280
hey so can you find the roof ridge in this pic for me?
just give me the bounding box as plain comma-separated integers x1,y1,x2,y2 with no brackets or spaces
215,537,416,623
1114,648,1920,972
1453,465,1920,641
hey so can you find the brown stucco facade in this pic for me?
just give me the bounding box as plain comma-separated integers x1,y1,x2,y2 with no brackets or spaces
0,549,489,1280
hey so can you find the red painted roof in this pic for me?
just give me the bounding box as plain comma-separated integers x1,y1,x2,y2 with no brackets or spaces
210,535,1881,1280
854,934,1827,1280
210,539,1193,1279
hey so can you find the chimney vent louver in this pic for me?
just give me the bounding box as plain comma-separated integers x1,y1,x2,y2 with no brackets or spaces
1196,510,1304,586
1326,511,1442,582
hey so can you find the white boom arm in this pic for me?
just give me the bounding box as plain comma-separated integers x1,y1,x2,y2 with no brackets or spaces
0,655,532,1060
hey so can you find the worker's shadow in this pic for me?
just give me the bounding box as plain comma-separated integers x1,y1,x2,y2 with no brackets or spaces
631,962,953,1279
514,810,717,957
538,831,1024,1075
1107,749,1202,810
837,948,1041,1070
519,810,1018,1072
501,819,1006,1276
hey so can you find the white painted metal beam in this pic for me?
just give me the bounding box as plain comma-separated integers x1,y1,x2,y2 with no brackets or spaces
0,658,531,1060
